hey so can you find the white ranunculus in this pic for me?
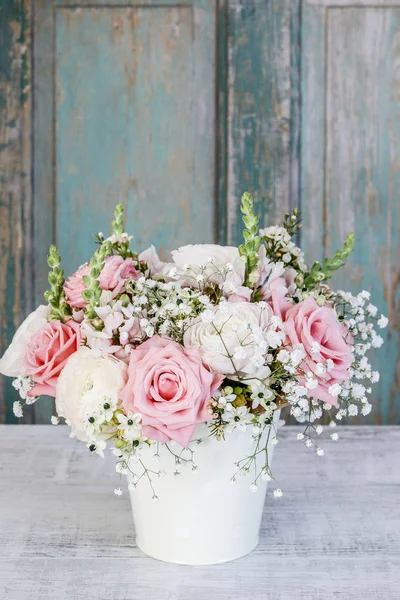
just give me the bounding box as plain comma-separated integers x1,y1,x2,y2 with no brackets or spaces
170,244,245,290
55,347,128,442
0,305,51,377
183,301,273,378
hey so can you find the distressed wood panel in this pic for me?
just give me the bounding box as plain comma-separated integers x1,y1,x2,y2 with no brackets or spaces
226,0,293,244
0,1,32,424
0,425,399,598
32,0,215,422
35,0,216,292
301,3,400,423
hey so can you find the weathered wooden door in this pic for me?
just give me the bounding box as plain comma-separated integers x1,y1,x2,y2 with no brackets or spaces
0,0,398,423
34,0,216,302
300,1,400,423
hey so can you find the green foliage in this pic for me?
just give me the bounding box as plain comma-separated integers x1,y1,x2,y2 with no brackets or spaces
44,245,71,320
282,207,301,237
304,233,355,290
238,192,261,287
83,241,113,318
112,203,125,237
109,203,136,260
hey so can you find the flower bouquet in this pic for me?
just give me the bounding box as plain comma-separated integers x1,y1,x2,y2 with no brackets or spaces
0,193,387,564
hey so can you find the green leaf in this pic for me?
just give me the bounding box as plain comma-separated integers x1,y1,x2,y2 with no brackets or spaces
44,245,72,320
304,232,355,290
81,289,92,301
240,192,261,288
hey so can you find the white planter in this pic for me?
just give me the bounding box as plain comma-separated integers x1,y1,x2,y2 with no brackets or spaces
128,410,280,565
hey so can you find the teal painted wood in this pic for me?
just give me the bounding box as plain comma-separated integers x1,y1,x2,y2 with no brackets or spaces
301,1,400,424
226,0,292,245
33,0,216,422
0,0,33,424
35,0,216,285
216,0,228,246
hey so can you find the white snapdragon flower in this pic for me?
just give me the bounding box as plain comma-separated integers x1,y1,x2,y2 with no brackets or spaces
0,305,51,377
55,347,128,442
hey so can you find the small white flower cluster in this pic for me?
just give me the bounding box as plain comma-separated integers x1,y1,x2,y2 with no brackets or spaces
336,289,387,351
98,231,133,246
260,226,307,272
81,278,208,355
129,278,208,342
331,289,387,418
12,375,36,401
12,376,38,417
83,398,144,459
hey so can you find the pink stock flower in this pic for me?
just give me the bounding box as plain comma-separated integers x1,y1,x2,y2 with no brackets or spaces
64,255,139,309
256,248,296,316
283,297,353,405
139,245,166,277
24,320,81,397
120,335,223,447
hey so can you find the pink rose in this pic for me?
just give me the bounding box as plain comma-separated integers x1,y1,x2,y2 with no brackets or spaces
121,335,223,447
283,297,353,405
64,255,138,308
25,320,81,397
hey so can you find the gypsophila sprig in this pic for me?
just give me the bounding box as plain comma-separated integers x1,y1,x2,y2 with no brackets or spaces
44,245,71,320
260,221,307,279
0,192,387,506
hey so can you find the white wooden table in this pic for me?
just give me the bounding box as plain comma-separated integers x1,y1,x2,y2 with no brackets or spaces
0,425,399,600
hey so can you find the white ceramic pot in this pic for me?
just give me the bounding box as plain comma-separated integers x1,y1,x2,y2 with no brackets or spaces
128,409,280,565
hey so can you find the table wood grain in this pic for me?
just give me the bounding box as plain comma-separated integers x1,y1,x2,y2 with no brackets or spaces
0,425,399,600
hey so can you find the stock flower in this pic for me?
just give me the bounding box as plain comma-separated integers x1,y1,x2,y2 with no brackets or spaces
283,297,353,405
24,320,81,397
120,335,223,447
183,301,274,378
139,245,166,277
0,305,51,377
55,347,128,441
64,255,139,308
258,251,296,305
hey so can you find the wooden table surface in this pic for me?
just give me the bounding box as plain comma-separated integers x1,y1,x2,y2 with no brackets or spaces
0,425,399,600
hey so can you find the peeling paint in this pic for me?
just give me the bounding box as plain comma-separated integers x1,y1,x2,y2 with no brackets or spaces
0,0,32,423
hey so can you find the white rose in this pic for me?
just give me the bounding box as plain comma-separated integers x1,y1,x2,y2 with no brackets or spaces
183,301,273,378
0,305,51,377
55,347,128,442
171,244,245,289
